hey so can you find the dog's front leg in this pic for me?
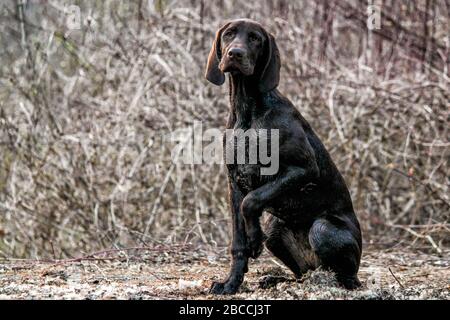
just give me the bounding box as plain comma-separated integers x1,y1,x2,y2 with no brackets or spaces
210,180,249,295
241,165,318,258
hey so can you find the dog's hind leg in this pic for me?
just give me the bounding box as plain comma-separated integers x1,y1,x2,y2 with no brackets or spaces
308,216,362,289
263,215,318,282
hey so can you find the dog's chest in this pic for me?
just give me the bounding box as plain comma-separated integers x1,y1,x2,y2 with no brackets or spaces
224,121,273,193
232,164,261,193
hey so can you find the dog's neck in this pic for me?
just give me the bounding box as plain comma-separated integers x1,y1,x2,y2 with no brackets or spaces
227,74,260,129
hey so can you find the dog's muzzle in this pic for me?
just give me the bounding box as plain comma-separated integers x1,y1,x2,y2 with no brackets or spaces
220,47,254,75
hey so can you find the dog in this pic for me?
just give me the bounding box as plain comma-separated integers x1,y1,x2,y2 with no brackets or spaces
205,19,362,294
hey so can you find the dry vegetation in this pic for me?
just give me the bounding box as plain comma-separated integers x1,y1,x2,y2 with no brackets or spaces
0,246,448,299
0,0,448,293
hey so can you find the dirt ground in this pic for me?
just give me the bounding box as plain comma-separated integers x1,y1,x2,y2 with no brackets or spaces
0,246,448,300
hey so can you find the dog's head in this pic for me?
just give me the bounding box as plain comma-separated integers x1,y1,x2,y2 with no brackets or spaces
205,19,281,92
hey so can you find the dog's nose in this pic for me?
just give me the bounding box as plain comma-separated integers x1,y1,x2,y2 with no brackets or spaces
227,47,245,59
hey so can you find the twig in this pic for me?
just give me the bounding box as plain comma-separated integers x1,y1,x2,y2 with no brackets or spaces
388,267,405,289
387,224,443,254
16,0,27,52
391,168,450,209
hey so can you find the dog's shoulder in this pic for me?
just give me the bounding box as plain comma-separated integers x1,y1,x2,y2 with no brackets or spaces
260,95,309,136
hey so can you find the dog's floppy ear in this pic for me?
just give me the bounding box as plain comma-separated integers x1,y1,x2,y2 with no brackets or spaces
259,31,281,92
205,23,229,86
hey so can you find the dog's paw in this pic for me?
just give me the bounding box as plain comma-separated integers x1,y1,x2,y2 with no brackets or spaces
209,281,239,295
337,275,362,290
248,239,264,259
247,230,265,259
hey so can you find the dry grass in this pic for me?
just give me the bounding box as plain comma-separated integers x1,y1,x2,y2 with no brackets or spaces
0,1,448,260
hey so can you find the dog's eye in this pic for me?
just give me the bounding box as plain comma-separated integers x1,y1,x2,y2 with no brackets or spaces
223,29,235,38
248,33,260,43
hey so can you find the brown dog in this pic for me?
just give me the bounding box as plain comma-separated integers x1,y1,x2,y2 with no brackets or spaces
205,19,362,294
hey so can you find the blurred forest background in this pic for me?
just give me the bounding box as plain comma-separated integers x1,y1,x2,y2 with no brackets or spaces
0,0,448,259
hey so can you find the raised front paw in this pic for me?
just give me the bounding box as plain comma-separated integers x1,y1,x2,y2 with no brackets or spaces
247,228,265,259
209,280,239,295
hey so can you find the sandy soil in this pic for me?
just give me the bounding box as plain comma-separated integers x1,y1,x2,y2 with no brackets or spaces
0,246,448,300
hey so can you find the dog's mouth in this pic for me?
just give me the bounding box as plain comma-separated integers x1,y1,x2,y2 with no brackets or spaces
220,58,254,76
